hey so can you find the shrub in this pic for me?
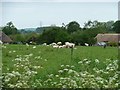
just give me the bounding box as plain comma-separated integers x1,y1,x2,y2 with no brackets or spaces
107,42,118,47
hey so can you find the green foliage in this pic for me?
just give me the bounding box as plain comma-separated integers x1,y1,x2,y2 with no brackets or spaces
107,42,118,47
112,20,120,33
2,21,18,35
9,33,39,44
38,27,70,44
25,33,39,44
67,21,81,34
9,34,25,43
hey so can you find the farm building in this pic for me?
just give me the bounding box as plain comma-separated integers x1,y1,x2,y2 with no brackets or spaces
0,31,12,43
95,33,120,43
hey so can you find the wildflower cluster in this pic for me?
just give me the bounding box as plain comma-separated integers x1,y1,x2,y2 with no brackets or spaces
2,50,119,88
2,54,41,88
42,59,119,88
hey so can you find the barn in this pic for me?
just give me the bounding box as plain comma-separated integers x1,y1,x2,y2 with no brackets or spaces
95,33,120,43
0,31,12,43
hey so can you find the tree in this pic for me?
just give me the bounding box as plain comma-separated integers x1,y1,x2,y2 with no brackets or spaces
2,21,18,35
9,34,25,43
38,26,70,44
112,20,120,33
67,21,81,34
84,20,93,29
105,21,114,32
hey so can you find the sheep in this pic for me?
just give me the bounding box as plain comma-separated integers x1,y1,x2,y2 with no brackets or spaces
50,42,57,46
30,41,32,44
57,42,62,45
52,42,75,49
65,42,75,48
85,43,89,46
63,45,67,48
53,45,59,48
42,43,47,46
58,45,64,48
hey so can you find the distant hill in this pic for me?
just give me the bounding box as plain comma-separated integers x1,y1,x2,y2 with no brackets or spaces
36,26,60,33
24,28,36,31
19,26,61,34
18,28,36,34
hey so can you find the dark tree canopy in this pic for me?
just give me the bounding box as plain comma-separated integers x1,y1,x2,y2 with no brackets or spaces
2,21,18,35
67,21,81,34
112,20,120,33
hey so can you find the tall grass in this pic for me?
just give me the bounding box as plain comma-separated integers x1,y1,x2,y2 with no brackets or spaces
2,44,119,88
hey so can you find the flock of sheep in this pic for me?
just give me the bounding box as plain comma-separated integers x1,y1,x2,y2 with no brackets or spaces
42,42,75,48
0,40,91,49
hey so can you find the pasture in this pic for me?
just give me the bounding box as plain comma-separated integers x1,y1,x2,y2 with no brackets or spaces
2,44,119,88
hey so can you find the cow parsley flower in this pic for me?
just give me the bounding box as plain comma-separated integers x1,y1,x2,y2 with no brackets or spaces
95,59,99,63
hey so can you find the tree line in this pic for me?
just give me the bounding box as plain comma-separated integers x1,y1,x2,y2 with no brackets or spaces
2,20,120,45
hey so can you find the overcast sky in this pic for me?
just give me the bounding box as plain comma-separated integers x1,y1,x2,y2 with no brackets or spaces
0,0,119,29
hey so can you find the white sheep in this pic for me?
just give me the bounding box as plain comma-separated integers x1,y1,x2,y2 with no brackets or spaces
57,42,62,45
65,42,75,48
85,43,89,46
42,43,47,46
53,45,59,48
50,42,57,46
58,45,64,48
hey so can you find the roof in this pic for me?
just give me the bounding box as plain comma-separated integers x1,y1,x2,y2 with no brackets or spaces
0,31,12,43
95,33,120,43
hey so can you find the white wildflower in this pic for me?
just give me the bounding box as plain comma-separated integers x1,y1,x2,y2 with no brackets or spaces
61,65,64,67
13,50,16,53
64,68,68,71
55,75,59,77
95,59,99,63
9,51,12,53
33,46,36,49
58,70,63,73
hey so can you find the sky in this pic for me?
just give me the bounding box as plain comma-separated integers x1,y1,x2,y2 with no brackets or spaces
0,0,119,29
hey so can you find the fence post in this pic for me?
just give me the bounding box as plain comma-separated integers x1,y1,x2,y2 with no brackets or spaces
71,47,73,61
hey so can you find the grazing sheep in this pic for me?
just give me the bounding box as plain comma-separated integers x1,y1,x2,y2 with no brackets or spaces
63,45,67,48
53,45,59,48
42,43,47,46
50,42,57,46
30,41,32,44
52,42,75,49
57,42,62,45
85,43,89,46
58,45,64,48
65,42,75,48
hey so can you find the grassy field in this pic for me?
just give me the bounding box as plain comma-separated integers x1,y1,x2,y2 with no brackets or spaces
2,44,119,88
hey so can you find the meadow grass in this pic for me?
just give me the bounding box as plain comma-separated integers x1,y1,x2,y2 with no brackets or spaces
2,44,118,79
